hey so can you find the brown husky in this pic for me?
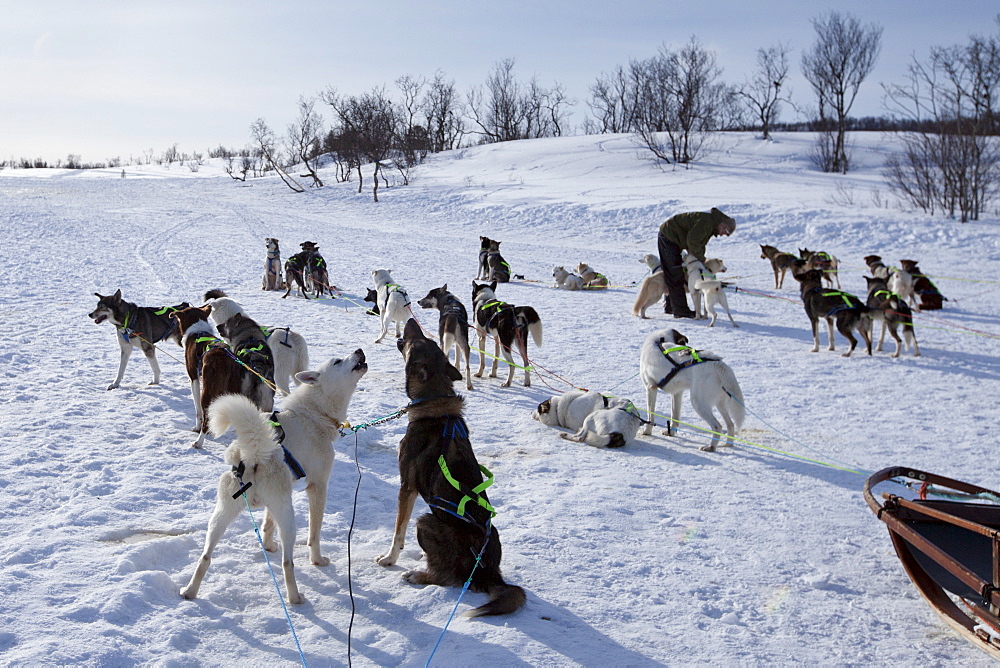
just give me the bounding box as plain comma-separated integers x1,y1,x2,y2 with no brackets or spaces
376,319,525,617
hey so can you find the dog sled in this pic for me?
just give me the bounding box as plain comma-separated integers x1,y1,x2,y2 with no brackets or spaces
865,466,1000,659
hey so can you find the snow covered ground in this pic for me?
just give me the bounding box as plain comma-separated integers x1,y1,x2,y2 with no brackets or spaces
1,132,999,666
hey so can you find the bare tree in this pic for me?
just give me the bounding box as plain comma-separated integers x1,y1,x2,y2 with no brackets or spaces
468,58,570,143
801,11,883,173
632,37,730,164
588,65,641,133
739,44,792,140
322,87,399,202
422,70,466,152
250,118,304,193
285,96,325,187
882,21,1000,221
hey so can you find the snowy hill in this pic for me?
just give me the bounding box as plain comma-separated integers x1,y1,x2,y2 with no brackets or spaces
2,132,999,666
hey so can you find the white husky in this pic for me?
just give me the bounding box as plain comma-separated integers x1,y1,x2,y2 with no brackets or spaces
639,328,745,452
553,266,584,290
180,350,367,604
372,269,411,343
682,256,737,328
206,294,310,395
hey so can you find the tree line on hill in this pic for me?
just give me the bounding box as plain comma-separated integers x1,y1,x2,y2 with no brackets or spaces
4,12,998,220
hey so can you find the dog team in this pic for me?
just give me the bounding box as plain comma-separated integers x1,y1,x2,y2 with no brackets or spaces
89,210,942,614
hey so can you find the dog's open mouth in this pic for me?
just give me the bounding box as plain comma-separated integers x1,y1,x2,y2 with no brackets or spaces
92,314,108,324
352,349,367,372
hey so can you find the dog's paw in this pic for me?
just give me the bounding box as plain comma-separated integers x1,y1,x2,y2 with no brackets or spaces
700,444,716,452
402,569,430,585
179,586,196,600
106,383,119,391
287,592,304,605
376,553,397,567
311,555,330,567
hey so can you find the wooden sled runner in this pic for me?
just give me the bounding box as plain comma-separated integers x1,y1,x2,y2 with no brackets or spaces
865,466,1000,659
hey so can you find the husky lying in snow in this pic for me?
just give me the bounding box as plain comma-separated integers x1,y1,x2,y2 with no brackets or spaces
553,266,584,290
372,269,411,343
576,263,609,289
532,389,640,448
88,290,190,390
181,350,367,605
639,328,745,452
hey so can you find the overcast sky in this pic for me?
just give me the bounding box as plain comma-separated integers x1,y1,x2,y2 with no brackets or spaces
2,1,997,165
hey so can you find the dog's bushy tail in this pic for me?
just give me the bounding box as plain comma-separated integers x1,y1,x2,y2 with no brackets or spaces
208,394,279,468
515,306,542,347
720,368,746,432
465,584,527,618
204,288,227,301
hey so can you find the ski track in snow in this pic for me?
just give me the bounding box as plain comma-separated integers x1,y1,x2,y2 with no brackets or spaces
1,132,999,666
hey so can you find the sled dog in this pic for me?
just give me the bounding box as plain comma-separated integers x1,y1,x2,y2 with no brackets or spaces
262,238,283,291
863,254,891,280
532,389,621,432
88,290,190,390
487,240,511,283
169,304,218,431
376,320,525,617
799,248,841,289
759,244,798,289
888,263,917,310
205,293,309,395
552,266,584,290
180,350,367,604
417,284,474,390
372,269,411,343
560,402,643,449
282,242,324,299
576,263,609,289
900,259,946,311
632,270,666,319
639,328,745,452
865,276,921,358
792,267,872,357
477,236,494,280
683,255,735,327
640,253,662,274
471,281,542,387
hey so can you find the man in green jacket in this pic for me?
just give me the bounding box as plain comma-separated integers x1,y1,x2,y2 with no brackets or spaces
657,207,736,317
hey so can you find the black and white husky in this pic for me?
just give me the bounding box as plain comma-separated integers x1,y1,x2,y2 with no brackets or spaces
639,328,745,452
88,290,190,390
792,267,872,357
477,236,494,280
471,281,542,387
865,276,921,358
417,284,474,390
204,292,310,396
486,240,511,283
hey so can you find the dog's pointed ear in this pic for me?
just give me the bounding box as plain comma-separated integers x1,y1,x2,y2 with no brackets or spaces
536,399,551,414
441,283,447,291
295,370,322,385
113,289,122,300
489,281,497,291
446,365,462,382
